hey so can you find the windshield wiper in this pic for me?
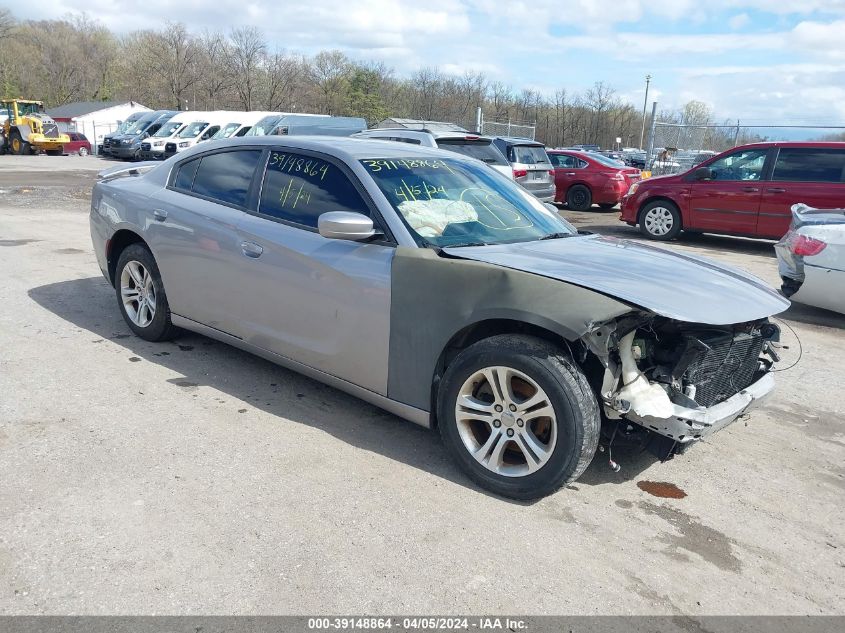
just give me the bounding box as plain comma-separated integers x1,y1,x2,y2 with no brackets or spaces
538,232,574,241
447,241,490,247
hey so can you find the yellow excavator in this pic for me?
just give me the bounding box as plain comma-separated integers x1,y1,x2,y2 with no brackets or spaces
0,98,70,155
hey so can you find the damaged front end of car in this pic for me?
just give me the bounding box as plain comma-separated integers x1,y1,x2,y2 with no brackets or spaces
581,313,783,460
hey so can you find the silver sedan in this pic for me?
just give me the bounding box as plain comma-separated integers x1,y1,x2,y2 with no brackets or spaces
90,136,789,499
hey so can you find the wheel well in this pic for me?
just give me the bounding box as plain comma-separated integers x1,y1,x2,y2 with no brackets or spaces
566,182,592,196
429,319,584,427
107,229,146,286
637,196,680,224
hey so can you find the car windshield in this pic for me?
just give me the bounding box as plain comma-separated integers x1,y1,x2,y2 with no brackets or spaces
213,123,241,139
436,139,509,166
245,116,281,136
153,121,183,138
114,117,142,134
177,122,209,138
361,157,576,247
588,152,626,167
124,115,158,136
508,145,550,165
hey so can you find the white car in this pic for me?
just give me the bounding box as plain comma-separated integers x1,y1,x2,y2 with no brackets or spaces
775,204,845,314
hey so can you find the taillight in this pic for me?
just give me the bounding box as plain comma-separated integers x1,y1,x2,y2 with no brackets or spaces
791,234,827,256
548,170,555,176
513,169,528,178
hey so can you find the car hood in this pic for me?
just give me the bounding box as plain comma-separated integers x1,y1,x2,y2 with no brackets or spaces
442,235,789,325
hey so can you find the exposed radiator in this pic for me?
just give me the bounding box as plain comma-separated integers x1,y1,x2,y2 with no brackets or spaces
683,331,763,407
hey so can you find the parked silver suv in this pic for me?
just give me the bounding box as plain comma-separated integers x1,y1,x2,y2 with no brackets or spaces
491,137,556,203
353,126,513,181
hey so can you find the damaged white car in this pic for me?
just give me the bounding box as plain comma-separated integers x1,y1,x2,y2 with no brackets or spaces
90,137,789,499
776,204,845,315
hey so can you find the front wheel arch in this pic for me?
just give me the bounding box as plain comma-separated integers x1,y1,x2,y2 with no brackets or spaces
430,318,580,428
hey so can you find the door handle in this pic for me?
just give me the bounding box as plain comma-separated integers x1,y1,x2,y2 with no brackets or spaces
241,241,263,258
153,209,168,222
565,172,576,176
766,187,786,194
741,186,760,193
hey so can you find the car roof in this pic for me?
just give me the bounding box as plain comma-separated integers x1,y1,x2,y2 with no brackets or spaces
731,141,845,151
493,136,544,146
357,127,490,141
177,135,465,162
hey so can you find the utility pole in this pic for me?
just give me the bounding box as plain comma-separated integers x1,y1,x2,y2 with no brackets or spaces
639,74,652,150
646,101,658,168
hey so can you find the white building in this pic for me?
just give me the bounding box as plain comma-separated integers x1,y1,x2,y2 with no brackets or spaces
46,101,151,151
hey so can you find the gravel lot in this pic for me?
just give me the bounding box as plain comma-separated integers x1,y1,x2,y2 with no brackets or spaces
1,155,843,615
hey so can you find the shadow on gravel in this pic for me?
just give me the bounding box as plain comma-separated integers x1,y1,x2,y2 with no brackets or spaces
30,276,666,503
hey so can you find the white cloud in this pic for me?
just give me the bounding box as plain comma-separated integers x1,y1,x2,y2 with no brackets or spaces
728,13,750,29
6,0,845,124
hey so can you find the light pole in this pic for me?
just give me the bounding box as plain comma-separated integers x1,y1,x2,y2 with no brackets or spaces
639,74,652,150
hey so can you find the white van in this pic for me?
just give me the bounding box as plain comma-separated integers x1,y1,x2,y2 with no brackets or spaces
138,111,203,161
163,111,235,158
212,112,275,140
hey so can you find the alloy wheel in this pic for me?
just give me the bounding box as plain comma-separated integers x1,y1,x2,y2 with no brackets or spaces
455,366,558,477
120,260,156,327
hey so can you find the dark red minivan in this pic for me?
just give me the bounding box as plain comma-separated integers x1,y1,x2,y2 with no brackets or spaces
620,142,845,240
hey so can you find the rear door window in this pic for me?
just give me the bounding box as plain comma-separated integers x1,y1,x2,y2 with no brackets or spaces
551,154,579,168
772,148,845,183
174,158,200,191
258,150,371,229
176,150,263,207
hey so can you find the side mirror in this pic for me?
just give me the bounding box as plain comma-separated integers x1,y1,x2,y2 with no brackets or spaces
693,167,713,181
318,212,376,241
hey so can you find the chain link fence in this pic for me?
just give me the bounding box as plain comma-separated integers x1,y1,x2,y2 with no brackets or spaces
646,120,845,176
481,120,535,140
647,122,738,176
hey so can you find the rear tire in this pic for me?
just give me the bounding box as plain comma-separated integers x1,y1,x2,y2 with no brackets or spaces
639,200,682,240
437,334,600,500
566,184,592,211
114,243,178,342
78,147,89,157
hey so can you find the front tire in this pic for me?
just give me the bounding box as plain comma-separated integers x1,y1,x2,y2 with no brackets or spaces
639,200,682,240
115,243,177,342
566,184,592,211
437,335,600,500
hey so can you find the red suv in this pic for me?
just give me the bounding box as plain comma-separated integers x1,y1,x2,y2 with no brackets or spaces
63,132,91,156
621,142,845,240
549,150,641,210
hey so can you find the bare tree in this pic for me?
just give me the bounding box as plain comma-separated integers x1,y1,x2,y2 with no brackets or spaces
226,26,266,111
308,50,350,115
196,31,231,109
265,52,303,111
0,9,13,41
141,23,201,109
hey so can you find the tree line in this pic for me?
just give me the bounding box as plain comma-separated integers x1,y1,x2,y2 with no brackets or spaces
0,10,762,150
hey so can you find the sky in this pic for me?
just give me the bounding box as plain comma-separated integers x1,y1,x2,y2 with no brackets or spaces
7,0,845,135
